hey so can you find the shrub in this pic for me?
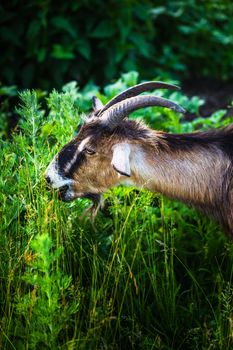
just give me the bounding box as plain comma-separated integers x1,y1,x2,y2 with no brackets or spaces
1,1,233,90
0,73,233,349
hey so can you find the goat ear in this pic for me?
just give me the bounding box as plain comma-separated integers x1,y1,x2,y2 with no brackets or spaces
92,96,104,112
111,143,131,177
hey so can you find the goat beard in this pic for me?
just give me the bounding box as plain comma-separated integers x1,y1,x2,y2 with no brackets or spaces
80,193,104,221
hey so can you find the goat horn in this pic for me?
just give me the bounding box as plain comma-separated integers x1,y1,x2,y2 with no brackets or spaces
97,81,180,117
100,95,185,129
92,96,104,112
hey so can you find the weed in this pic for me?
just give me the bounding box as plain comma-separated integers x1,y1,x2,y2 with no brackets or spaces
0,73,233,349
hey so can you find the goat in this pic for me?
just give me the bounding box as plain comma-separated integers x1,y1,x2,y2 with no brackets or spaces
45,81,233,236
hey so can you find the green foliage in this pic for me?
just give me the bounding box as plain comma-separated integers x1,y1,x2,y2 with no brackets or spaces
1,1,233,90
0,74,233,349
151,0,233,80
0,85,17,139
15,234,78,349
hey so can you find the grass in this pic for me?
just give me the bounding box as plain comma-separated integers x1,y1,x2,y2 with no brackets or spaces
0,73,233,349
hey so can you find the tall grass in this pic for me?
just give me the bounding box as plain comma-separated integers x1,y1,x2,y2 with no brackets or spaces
0,73,233,349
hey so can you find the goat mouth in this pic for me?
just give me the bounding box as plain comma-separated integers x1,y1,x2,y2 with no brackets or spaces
58,187,102,207
58,185,71,201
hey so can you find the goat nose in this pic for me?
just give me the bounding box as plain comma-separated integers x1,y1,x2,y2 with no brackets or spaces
45,175,51,185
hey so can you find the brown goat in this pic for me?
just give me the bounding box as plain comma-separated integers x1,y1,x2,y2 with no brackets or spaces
45,82,233,236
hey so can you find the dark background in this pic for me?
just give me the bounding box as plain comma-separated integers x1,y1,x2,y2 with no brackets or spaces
1,0,233,126
1,0,233,90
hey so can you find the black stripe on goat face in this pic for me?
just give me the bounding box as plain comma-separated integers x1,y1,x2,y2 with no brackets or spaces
57,141,86,178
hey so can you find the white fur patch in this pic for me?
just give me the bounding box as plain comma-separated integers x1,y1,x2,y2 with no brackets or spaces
45,158,74,189
63,137,91,173
131,148,154,181
111,143,131,177
78,137,91,152
111,143,154,189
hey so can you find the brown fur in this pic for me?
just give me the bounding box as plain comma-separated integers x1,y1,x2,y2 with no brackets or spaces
47,118,233,237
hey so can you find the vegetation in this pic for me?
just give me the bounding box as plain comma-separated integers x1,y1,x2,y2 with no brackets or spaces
1,1,233,89
0,73,233,349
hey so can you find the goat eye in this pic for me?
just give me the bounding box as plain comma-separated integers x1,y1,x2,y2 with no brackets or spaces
85,148,96,155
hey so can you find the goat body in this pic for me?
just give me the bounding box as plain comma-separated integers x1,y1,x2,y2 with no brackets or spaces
126,123,233,235
45,81,233,237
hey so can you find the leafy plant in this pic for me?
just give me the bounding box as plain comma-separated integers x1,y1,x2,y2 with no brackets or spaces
0,74,233,349
1,1,233,90
15,234,78,349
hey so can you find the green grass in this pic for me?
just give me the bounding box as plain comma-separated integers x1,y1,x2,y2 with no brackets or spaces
0,73,233,349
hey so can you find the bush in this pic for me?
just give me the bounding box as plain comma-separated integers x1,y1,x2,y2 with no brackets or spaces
1,1,233,90
1,73,233,349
